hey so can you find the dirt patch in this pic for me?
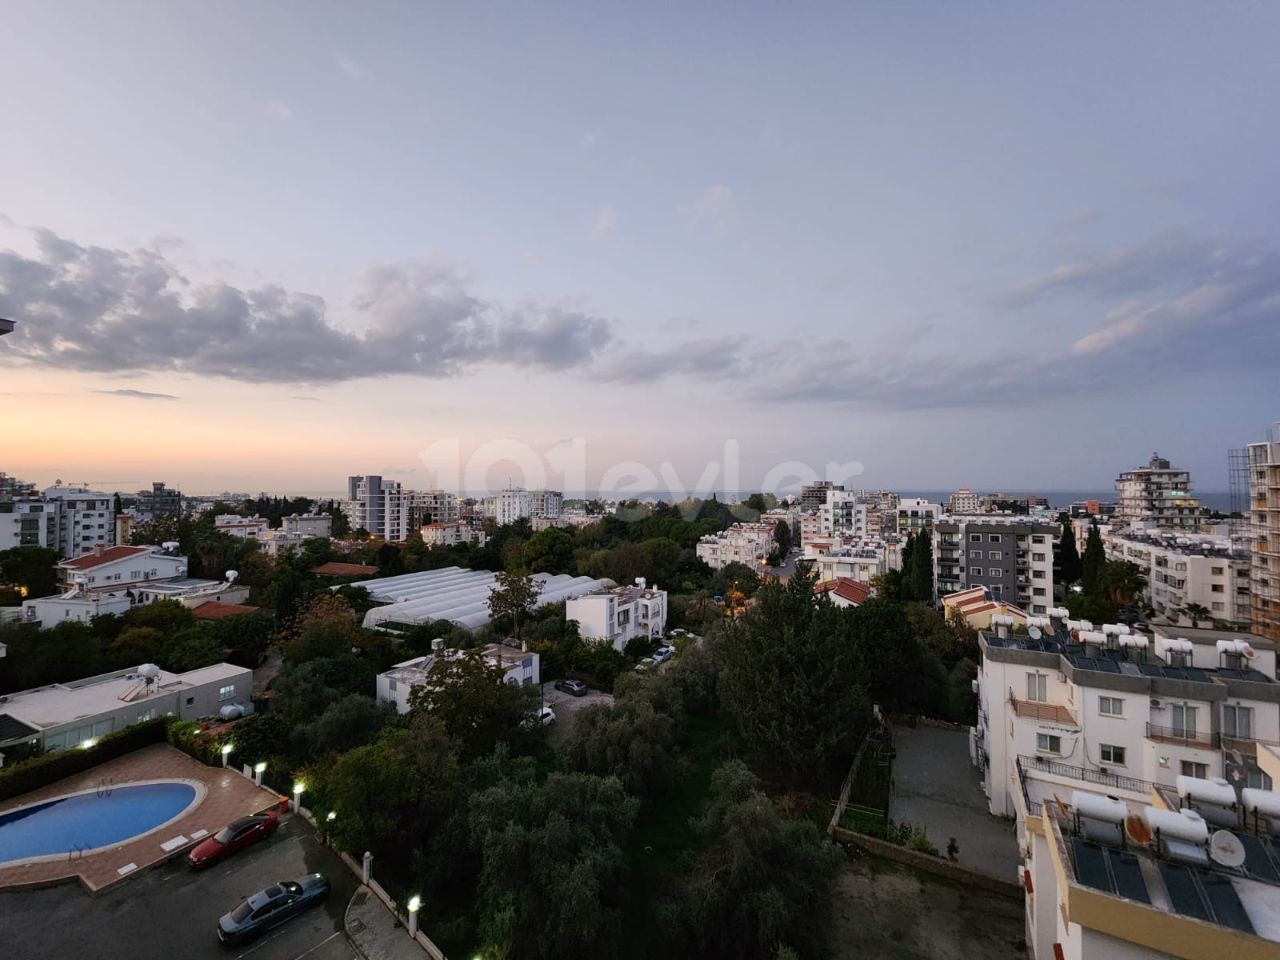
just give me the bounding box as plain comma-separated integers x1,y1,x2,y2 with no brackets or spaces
830,855,1025,960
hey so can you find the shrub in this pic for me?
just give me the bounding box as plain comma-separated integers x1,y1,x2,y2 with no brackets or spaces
0,718,168,802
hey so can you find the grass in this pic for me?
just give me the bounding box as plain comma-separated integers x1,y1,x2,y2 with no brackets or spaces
619,713,734,959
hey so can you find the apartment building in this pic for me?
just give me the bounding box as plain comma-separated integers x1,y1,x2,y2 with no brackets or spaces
821,489,869,538
281,513,333,538
803,535,902,583
421,520,485,547
976,615,1278,823
133,481,182,521
695,521,776,570
896,497,941,533
0,472,37,498
528,489,564,519
484,488,532,526
376,642,541,714
799,480,842,513
345,475,411,541
1104,527,1251,627
935,515,1058,615
213,514,270,539
565,578,667,652
42,484,115,557
949,488,981,514
1116,453,1201,529
407,489,460,528
0,498,58,551
1248,429,1280,643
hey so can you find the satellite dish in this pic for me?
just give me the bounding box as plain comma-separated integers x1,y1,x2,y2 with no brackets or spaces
225,570,239,583
1209,830,1246,869
1029,626,1043,640
1125,814,1153,847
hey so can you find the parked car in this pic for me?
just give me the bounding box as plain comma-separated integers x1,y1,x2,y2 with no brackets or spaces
555,679,588,696
189,811,279,869
216,873,330,946
635,657,657,673
651,646,673,664
521,705,556,729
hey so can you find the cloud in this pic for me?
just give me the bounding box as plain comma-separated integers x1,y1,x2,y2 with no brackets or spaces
589,205,617,241
264,100,294,121
1,225,616,385
94,388,179,401
336,54,367,80
289,395,322,402
687,185,736,234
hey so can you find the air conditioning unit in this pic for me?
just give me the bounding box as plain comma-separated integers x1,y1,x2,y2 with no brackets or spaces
1058,672,1067,683
1150,698,1162,708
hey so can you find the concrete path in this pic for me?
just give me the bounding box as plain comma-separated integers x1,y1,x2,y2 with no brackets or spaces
345,885,430,960
888,723,1019,882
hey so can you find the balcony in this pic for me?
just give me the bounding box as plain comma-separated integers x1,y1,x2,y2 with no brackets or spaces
1019,754,1154,796
1145,722,1216,748
1010,696,1077,726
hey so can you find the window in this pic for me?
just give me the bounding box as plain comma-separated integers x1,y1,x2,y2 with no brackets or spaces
1032,570,1045,579
1033,587,1046,596
185,696,195,706
971,567,983,577
1171,704,1198,739
1099,696,1123,717
1211,566,1224,576
1027,673,1047,702
969,549,983,559
1032,535,1046,544
1223,704,1254,739
1036,733,1061,754
970,534,982,543
988,551,1002,560
1212,602,1224,612
1181,761,1208,779
989,534,1002,543
218,684,236,701
1100,744,1126,766
1032,552,1046,562
1245,765,1274,791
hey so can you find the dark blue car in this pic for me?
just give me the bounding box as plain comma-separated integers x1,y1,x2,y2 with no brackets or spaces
216,873,330,946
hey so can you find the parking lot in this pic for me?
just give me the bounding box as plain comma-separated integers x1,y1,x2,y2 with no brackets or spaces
541,683,614,744
0,816,359,960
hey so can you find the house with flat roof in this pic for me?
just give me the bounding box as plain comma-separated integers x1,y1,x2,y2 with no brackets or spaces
565,578,667,651
0,662,253,758
375,642,540,714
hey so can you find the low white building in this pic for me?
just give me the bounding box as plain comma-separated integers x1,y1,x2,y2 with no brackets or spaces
0,662,253,757
213,514,270,539
421,521,485,547
895,497,941,532
565,578,668,651
803,535,902,583
376,642,541,714
257,529,309,556
696,521,776,570
1103,526,1251,627
281,513,333,538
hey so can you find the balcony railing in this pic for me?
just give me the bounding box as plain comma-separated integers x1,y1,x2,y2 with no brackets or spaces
1019,754,1154,796
1145,722,1216,748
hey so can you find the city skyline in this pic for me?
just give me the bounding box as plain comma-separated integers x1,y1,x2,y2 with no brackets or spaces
3,3,1278,491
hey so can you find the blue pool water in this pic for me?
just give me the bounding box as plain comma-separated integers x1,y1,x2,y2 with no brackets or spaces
0,782,197,864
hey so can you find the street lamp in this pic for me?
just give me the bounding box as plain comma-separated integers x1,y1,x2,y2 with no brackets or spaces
407,895,422,938
220,743,233,767
253,761,267,786
291,781,305,813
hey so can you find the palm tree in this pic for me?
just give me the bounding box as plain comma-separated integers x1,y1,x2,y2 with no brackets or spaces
1184,602,1211,628
1103,560,1147,606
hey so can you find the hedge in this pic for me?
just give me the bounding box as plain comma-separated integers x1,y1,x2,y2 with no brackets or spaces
0,718,170,803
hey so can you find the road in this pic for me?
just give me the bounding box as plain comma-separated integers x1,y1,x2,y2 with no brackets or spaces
0,816,359,960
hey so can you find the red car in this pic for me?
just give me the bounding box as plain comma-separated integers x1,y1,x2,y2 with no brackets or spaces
188,811,279,869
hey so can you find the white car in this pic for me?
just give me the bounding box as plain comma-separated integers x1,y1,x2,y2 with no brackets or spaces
651,646,673,664
635,657,657,673
521,705,556,729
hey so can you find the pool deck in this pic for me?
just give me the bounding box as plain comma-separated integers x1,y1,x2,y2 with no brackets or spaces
0,744,284,894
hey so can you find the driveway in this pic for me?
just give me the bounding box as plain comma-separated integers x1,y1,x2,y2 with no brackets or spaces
0,816,359,960
541,684,614,745
888,723,1019,881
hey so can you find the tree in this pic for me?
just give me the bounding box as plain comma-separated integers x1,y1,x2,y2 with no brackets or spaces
770,520,793,564
1183,602,1211,627
719,566,869,783
469,763,639,960
487,571,541,640
1102,559,1146,606
1058,519,1081,588
295,693,394,756
409,650,537,757
521,527,575,575
847,598,946,716
559,697,680,802
0,546,59,599
284,593,358,663
1081,523,1106,596
908,529,933,603
681,760,841,960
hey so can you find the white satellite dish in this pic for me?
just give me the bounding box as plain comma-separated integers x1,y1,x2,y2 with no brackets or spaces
1209,829,1246,869
1028,626,1043,641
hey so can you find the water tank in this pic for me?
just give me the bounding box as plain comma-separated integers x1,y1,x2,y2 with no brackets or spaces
218,704,244,721
138,663,161,679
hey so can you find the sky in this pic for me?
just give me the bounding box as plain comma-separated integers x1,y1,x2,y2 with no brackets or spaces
1,2,1278,497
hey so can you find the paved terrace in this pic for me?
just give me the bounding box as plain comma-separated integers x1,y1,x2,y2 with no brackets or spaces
0,744,284,893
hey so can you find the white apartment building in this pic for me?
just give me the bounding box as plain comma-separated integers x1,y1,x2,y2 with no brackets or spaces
532,512,600,532
896,497,941,533
0,498,58,552
42,484,115,557
1248,429,1280,644
407,490,460,528
528,489,564,519
0,662,254,758
803,536,902,583
935,515,1058,615
798,512,826,546
1104,527,1251,627
213,514,270,539
695,521,777,570
565,578,667,652
421,521,485,547
375,642,541,714
345,475,411,541
821,489,869,538
948,487,981,514
976,615,1279,823
281,513,333,538
257,530,309,557
1115,452,1201,529
484,488,532,526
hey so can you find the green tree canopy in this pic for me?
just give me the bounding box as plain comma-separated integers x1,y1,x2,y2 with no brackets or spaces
487,570,541,640
0,546,59,599
409,650,537,757
1081,523,1106,596
1058,518,1082,587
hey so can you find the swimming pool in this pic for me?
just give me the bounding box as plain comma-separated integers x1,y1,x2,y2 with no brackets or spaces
0,781,199,865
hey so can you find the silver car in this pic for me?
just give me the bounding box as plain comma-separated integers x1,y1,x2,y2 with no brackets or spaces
216,873,330,946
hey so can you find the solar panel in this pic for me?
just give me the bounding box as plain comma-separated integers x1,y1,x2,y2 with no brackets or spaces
1184,668,1209,683
1200,873,1255,934
1107,850,1150,904
1240,834,1280,883
1095,659,1120,674
1073,840,1112,894
1139,663,1163,677
1158,862,1211,921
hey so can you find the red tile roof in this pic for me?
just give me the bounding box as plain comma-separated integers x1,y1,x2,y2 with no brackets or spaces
191,600,261,620
61,545,150,570
311,561,379,576
815,577,872,605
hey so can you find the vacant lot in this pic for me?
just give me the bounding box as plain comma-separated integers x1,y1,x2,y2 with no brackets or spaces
830,855,1025,960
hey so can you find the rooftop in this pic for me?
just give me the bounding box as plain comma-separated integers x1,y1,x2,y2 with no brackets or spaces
191,600,260,620
312,561,380,576
60,545,152,571
814,577,872,605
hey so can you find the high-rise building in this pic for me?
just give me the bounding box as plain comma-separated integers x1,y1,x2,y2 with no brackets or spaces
799,480,842,513
1248,427,1280,641
528,489,563,519
934,515,1057,614
407,490,460,528
134,481,183,521
42,483,115,557
1114,453,1200,529
948,488,981,514
0,473,36,499
484,488,531,526
345,475,411,541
